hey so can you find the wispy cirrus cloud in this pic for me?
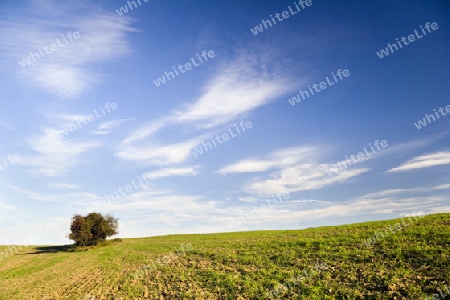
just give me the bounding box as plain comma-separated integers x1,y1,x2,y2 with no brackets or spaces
227,184,450,229
361,183,450,198
246,166,369,195
434,183,450,190
48,182,81,189
143,165,202,180
218,147,317,174
18,128,100,176
117,51,300,168
387,151,450,172
123,117,171,145
0,0,136,97
218,146,369,195
0,201,16,210
123,52,298,144
170,55,292,129
379,133,448,156
6,184,100,203
116,136,207,167
92,118,133,135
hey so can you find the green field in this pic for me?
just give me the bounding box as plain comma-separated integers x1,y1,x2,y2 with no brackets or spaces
0,213,449,299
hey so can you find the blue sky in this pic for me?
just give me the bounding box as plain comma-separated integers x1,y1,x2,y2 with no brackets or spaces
0,0,449,245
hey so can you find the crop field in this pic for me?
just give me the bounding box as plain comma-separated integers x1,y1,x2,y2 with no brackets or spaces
0,213,449,299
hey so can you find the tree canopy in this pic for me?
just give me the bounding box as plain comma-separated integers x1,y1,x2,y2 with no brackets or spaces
68,212,118,246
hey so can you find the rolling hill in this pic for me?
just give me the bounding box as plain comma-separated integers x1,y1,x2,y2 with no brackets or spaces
0,213,449,299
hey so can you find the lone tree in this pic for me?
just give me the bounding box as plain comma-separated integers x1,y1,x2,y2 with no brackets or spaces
68,212,118,246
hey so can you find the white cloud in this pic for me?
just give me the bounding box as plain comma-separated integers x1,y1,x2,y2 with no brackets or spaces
92,118,133,135
246,165,369,195
290,199,331,205
143,165,201,180
50,114,91,123
433,183,450,190
361,188,425,198
122,117,173,145
0,3,136,97
88,189,229,228
19,128,100,176
218,146,368,194
227,185,449,229
218,147,317,174
360,183,450,199
7,184,100,203
48,183,80,189
236,196,262,204
244,197,438,225
218,159,277,174
123,52,297,144
20,64,97,98
378,133,447,158
171,56,290,128
388,151,450,172
0,202,16,210
118,52,300,168
116,136,206,167
16,111,132,177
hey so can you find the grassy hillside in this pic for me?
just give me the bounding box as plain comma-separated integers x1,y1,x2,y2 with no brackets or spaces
0,213,449,299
